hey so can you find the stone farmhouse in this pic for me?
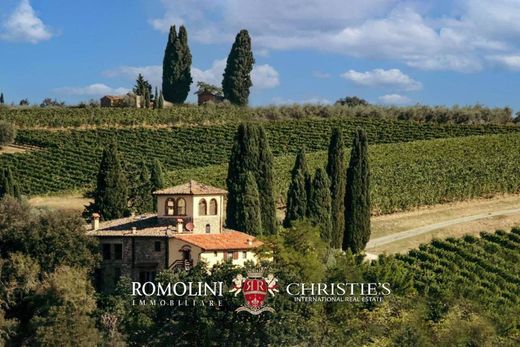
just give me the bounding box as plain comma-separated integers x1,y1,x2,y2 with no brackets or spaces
87,180,263,292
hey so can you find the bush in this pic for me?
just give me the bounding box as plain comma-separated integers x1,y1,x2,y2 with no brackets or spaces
0,121,16,148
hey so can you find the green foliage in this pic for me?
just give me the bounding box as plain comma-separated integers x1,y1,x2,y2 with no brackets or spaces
0,93,4,105
196,81,223,97
222,30,255,106
0,120,16,148
90,143,130,220
162,25,192,104
235,171,262,235
283,168,307,227
326,128,346,248
150,159,165,210
256,126,277,234
344,128,371,253
130,161,153,214
0,197,100,273
335,96,369,107
308,167,332,243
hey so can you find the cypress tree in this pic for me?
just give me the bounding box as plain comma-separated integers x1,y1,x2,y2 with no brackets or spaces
283,169,307,228
144,89,151,109
235,171,262,236
256,126,277,234
162,25,177,103
158,91,164,109
131,162,153,214
0,93,4,104
326,128,346,248
308,168,332,243
150,159,165,210
162,25,192,103
222,30,255,106
283,148,309,227
226,123,260,230
0,166,20,198
343,128,371,253
93,143,129,220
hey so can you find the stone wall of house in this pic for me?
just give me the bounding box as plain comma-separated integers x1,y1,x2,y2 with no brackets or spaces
97,236,168,292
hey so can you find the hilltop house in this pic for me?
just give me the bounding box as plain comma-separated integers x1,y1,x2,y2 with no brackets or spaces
100,93,142,108
87,180,263,292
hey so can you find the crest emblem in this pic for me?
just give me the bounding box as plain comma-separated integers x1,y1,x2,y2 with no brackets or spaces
230,270,278,315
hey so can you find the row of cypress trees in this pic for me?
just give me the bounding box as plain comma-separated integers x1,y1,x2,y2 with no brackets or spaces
225,123,277,235
162,26,255,106
0,166,20,199
284,128,371,253
85,144,165,220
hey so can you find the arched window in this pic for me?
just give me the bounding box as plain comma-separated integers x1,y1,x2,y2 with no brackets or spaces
176,198,186,215
199,199,207,216
205,224,211,233
209,199,218,215
165,198,175,216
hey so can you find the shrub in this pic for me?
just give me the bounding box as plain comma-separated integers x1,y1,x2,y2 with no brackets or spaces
0,121,16,148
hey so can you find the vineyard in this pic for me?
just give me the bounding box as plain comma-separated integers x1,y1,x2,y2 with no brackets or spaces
166,133,520,214
0,103,514,128
1,117,519,197
394,229,520,329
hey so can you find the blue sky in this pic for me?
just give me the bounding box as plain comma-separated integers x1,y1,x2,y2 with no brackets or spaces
2,0,520,108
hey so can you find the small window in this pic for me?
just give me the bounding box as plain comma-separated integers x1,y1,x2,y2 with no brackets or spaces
214,251,218,257
205,224,211,234
139,271,156,283
154,241,161,252
226,251,233,261
114,244,123,260
166,198,175,216
177,198,186,215
242,251,247,259
199,199,207,216
233,251,239,260
209,199,218,215
102,244,111,260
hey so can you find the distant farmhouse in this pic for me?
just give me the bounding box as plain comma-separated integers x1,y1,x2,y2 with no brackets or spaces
87,180,263,292
100,93,142,108
195,82,224,105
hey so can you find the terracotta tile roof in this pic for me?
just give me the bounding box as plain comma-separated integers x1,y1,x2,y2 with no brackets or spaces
153,180,227,195
85,214,177,237
173,230,263,251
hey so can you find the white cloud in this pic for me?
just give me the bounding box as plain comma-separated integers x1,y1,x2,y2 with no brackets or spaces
54,84,130,96
487,54,520,70
378,94,412,105
251,64,280,89
149,0,520,73
105,60,280,90
341,68,422,91
1,0,52,43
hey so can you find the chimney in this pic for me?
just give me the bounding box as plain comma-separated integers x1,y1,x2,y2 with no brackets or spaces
177,218,184,233
91,213,100,231
132,227,137,235
247,238,253,246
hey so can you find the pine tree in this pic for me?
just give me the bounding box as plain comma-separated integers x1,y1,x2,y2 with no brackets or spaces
133,74,152,97
308,167,332,243
222,30,255,106
256,126,277,234
283,148,309,227
343,128,371,253
162,25,192,103
150,159,165,210
235,171,262,235
226,123,260,230
326,128,346,248
131,162,153,214
93,143,129,220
